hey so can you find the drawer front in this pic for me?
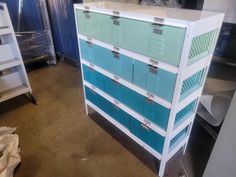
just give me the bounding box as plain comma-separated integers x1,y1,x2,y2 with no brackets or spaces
83,65,105,90
101,15,126,46
85,86,130,128
112,105,130,129
143,99,170,130
76,10,102,40
133,60,177,102
100,15,186,66
121,84,170,130
80,40,96,63
85,86,113,114
130,118,164,153
104,77,123,101
80,39,133,82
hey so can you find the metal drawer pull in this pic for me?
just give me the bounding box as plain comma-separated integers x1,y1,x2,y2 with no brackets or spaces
141,123,150,131
148,64,158,74
112,51,120,59
145,97,154,103
86,41,92,47
151,23,163,35
111,16,120,25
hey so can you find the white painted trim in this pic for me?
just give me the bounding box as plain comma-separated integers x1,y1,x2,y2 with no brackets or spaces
172,114,195,138
78,34,178,74
184,55,211,80
167,136,188,161
177,89,201,113
84,80,167,137
74,6,89,115
81,59,172,109
0,60,21,70
86,99,162,159
0,27,11,35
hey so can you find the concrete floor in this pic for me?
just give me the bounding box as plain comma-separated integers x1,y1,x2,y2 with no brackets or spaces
0,62,215,177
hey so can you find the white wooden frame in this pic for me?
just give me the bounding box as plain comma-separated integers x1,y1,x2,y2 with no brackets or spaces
74,2,224,177
0,3,32,103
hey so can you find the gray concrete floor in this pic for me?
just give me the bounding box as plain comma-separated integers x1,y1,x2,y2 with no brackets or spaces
0,62,214,177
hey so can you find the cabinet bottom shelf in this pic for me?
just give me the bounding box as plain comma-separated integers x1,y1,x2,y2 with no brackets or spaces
86,99,189,161
0,85,30,102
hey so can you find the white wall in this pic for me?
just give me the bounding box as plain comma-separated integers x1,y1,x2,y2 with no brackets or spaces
203,91,236,177
203,0,236,24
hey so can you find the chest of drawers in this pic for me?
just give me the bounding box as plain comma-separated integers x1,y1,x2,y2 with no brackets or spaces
74,2,224,176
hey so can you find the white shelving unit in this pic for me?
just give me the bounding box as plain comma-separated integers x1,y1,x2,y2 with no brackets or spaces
0,3,36,104
74,2,224,176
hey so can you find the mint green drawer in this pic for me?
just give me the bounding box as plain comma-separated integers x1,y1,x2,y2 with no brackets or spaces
76,10,103,40
101,15,186,66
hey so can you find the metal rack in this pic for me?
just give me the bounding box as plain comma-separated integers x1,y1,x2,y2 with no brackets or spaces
74,2,224,176
0,3,36,104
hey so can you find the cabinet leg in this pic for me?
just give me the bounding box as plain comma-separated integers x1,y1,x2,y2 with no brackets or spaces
159,159,167,177
85,103,89,115
182,143,188,155
25,92,38,105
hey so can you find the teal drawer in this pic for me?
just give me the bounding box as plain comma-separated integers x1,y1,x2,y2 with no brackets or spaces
112,105,130,129
130,117,165,153
143,99,170,130
104,77,122,101
85,87,130,128
76,10,103,40
133,60,177,102
85,86,113,114
101,15,186,66
121,84,170,130
83,65,105,91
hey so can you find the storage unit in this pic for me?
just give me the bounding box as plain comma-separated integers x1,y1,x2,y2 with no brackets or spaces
74,2,224,177
0,3,36,103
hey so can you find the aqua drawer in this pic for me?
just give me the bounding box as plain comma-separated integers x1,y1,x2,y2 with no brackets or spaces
169,127,188,150
76,10,103,40
101,15,186,66
133,60,177,102
83,65,105,90
130,117,164,153
80,39,96,63
104,77,122,101
98,49,133,82
143,99,170,130
112,105,130,128
101,15,126,46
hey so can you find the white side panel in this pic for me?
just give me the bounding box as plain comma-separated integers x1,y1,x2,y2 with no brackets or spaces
0,72,23,93
0,44,16,63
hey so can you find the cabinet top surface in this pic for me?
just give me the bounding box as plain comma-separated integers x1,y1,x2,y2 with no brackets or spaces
74,1,224,22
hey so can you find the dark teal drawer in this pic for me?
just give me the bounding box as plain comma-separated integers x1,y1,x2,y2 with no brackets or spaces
112,105,130,129
130,117,165,153
133,60,177,102
85,86,113,114
76,10,103,40
83,65,105,91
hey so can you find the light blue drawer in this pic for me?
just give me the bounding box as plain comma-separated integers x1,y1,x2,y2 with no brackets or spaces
133,60,177,102
80,39,133,82
130,117,165,153
83,65,105,91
